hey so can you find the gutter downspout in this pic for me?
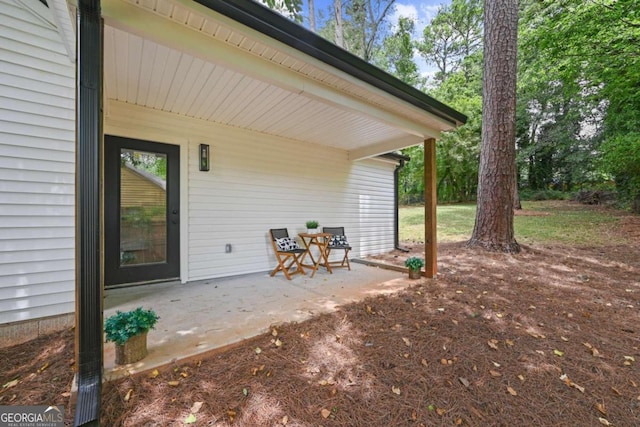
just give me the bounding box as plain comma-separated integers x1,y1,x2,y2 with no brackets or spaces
380,152,411,252
394,159,410,253
74,0,103,425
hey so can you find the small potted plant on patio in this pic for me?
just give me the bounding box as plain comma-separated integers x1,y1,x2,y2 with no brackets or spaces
305,220,319,234
105,307,159,365
405,256,424,279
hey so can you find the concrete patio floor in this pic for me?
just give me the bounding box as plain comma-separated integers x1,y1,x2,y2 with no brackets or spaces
103,262,413,380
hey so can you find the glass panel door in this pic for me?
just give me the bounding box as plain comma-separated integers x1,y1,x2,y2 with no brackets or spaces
105,136,180,286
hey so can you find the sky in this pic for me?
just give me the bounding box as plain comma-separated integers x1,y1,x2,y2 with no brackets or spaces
305,0,446,25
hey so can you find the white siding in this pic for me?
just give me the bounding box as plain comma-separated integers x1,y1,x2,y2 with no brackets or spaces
106,101,396,282
0,0,76,324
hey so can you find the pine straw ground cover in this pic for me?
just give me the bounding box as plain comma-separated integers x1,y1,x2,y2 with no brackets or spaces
1,208,639,426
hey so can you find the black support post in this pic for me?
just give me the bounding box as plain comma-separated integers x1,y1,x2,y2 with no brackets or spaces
74,0,103,425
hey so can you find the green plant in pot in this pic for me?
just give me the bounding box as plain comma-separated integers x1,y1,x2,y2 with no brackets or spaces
405,256,424,279
305,220,319,233
105,307,159,365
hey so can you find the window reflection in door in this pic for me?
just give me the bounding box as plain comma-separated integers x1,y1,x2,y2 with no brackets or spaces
119,149,167,266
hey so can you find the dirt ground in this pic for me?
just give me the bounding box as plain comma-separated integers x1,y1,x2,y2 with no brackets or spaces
2,204,639,426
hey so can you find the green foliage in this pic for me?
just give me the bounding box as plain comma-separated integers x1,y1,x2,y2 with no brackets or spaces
258,0,303,22
120,151,167,180
417,0,482,85
599,133,640,203
373,16,424,88
404,256,425,271
517,0,639,204
519,189,569,201
305,220,319,229
435,79,482,202
105,307,159,345
399,1,484,205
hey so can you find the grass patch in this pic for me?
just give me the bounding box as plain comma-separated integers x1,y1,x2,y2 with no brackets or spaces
400,201,625,245
399,204,476,242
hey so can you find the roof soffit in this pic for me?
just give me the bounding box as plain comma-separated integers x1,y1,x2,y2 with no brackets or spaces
102,0,454,135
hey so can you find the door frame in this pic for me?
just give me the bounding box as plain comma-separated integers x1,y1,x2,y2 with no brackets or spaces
104,135,181,286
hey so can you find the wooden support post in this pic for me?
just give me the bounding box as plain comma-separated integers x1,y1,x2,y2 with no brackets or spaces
424,138,437,278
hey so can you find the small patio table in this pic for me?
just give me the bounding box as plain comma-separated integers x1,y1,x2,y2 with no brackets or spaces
298,232,333,278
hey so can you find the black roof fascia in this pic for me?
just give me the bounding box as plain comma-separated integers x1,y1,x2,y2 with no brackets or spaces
191,0,468,127
380,152,411,162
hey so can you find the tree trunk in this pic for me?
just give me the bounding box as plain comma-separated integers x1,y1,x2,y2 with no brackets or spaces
514,168,522,210
467,0,520,253
334,0,344,48
309,0,316,32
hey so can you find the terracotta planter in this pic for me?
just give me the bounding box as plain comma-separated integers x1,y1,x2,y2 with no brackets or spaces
408,269,422,279
115,332,148,365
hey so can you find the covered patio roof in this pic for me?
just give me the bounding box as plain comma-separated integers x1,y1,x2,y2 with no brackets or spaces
55,0,465,160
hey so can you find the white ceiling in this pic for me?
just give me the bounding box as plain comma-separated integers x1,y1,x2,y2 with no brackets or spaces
77,0,457,158
103,26,411,153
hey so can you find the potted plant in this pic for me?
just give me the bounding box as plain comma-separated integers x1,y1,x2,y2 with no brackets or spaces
405,256,424,279
105,307,159,365
305,220,319,234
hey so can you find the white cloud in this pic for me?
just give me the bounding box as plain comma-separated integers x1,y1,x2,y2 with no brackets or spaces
393,3,419,22
418,4,441,27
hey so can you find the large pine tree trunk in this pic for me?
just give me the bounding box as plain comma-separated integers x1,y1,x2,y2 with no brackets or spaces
514,169,522,210
467,0,520,253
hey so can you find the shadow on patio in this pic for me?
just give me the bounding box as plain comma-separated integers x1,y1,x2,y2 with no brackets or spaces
103,262,412,379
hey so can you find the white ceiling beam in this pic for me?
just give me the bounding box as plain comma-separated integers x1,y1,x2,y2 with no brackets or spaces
348,135,425,161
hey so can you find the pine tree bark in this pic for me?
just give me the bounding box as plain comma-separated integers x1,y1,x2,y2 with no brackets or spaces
467,0,520,253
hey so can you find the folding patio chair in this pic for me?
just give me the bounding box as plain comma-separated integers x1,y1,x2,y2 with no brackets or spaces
269,228,306,280
322,227,352,270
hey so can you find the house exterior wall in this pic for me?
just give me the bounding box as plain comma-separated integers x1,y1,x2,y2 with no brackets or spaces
0,0,76,331
0,0,397,341
120,166,166,209
105,101,396,282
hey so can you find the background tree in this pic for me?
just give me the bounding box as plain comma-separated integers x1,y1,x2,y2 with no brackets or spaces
417,0,482,85
373,16,423,88
257,0,303,21
314,0,397,60
406,0,483,204
343,0,397,61
518,0,640,210
467,0,520,252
